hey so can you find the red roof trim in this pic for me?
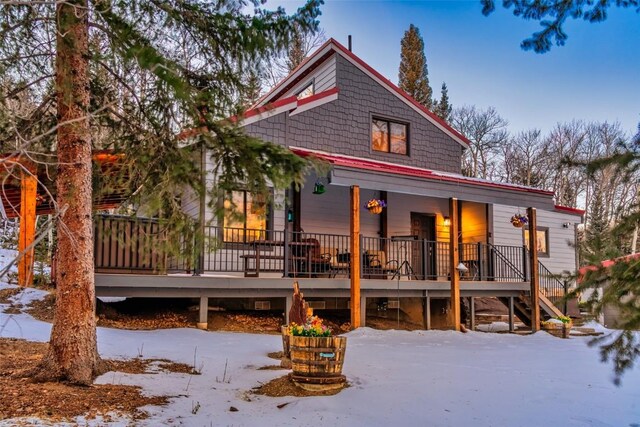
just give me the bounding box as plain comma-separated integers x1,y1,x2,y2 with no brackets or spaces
554,205,585,215
253,40,335,108
291,147,554,196
257,38,471,148
297,87,339,106
243,95,298,119
328,39,470,148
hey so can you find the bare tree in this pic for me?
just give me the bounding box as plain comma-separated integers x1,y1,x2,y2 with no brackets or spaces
451,105,508,179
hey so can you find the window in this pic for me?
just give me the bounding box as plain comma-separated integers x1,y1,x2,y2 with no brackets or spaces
372,118,407,154
524,227,549,256
296,82,314,100
223,190,268,242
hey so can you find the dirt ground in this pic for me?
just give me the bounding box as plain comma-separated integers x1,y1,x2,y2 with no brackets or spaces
0,338,194,423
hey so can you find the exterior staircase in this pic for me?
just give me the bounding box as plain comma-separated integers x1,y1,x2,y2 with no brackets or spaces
497,260,567,328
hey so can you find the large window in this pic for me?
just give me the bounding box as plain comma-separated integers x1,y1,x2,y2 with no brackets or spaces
223,190,268,242
372,118,408,155
524,227,549,256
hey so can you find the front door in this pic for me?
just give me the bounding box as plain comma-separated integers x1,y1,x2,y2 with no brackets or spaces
410,213,437,279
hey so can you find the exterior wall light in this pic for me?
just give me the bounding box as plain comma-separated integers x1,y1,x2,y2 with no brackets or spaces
443,216,451,227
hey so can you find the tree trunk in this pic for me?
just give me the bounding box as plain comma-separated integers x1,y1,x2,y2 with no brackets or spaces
33,0,105,385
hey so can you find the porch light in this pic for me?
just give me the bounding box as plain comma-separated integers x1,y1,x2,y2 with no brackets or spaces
312,180,325,195
456,262,469,274
443,216,451,227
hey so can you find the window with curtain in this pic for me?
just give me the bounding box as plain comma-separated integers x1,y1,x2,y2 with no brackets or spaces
372,117,408,155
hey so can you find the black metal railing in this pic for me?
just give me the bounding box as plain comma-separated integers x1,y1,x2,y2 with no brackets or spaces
538,261,567,310
487,243,527,281
94,215,529,282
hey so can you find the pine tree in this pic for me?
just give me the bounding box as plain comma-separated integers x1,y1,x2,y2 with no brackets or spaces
398,24,433,109
433,82,452,122
1,0,322,385
582,183,619,264
287,25,306,72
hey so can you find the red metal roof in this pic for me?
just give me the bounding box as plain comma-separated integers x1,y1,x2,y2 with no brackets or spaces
553,205,585,216
290,147,555,196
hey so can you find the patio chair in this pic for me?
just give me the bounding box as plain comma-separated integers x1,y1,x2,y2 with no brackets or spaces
320,247,350,278
365,250,399,278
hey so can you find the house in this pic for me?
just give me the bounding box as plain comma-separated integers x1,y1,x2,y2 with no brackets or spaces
93,39,584,331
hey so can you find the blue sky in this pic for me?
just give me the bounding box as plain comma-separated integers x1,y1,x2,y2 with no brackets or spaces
270,0,640,136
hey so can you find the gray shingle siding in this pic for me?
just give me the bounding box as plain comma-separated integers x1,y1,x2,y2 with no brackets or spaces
242,53,462,174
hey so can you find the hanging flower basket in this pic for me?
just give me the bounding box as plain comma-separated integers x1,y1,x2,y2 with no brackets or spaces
510,213,528,228
365,199,386,215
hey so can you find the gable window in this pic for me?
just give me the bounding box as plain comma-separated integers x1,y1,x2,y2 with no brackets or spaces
372,118,407,155
223,190,269,242
296,82,314,100
524,227,549,257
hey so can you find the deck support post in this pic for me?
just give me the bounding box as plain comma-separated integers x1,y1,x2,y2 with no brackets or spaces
527,207,541,332
424,291,431,330
350,185,361,329
449,198,461,331
197,296,209,330
360,296,366,327
18,161,37,287
470,297,476,331
508,296,515,332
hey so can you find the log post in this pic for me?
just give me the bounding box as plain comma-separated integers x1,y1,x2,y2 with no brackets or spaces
528,207,541,332
18,161,38,287
449,198,460,331
350,185,361,328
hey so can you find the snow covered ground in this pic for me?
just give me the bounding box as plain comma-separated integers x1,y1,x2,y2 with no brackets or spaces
1,280,639,426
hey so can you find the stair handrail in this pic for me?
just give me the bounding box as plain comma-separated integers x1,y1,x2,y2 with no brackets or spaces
486,243,526,281
537,260,567,310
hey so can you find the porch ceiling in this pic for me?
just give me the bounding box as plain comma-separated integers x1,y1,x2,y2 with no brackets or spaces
329,166,555,210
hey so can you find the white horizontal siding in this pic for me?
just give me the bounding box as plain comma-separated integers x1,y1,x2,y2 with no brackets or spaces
300,173,378,237
492,204,580,274
387,193,450,242
282,55,337,98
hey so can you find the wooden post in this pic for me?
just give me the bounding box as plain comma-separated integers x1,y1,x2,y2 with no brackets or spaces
470,297,476,331
350,185,361,328
18,162,37,287
508,296,515,333
424,291,431,330
528,207,541,332
449,198,460,331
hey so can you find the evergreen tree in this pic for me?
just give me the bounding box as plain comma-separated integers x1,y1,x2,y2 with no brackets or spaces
433,82,452,122
398,24,433,109
481,0,640,53
581,183,619,264
241,65,264,107
0,0,322,385
287,24,306,72
573,143,640,384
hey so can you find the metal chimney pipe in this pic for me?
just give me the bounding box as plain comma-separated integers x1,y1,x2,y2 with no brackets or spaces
348,35,352,52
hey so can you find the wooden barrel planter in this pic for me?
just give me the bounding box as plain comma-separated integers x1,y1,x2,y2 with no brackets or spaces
542,321,572,338
280,326,292,368
289,335,347,391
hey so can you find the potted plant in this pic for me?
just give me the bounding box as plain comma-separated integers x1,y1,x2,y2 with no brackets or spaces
366,198,386,214
288,316,347,390
510,213,528,228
